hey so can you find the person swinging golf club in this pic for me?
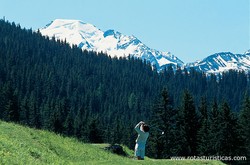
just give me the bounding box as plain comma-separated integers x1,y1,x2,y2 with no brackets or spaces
134,121,150,160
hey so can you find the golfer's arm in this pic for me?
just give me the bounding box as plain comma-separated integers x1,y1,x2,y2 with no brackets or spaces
134,122,143,134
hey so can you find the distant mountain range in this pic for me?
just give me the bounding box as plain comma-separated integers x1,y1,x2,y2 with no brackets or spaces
186,51,250,73
40,19,250,74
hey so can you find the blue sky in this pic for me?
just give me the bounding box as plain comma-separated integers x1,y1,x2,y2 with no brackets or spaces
0,0,249,63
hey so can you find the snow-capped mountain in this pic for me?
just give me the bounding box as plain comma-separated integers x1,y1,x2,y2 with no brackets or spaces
186,51,250,74
40,19,184,70
40,19,249,74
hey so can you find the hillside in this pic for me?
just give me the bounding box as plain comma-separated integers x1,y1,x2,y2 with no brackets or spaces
0,121,225,165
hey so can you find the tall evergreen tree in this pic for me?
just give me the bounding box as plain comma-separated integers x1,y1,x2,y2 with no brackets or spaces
239,94,250,159
51,107,63,134
208,99,220,155
5,92,19,122
176,90,198,156
148,88,175,158
63,108,74,136
217,102,240,156
88,116,104,143
19,96,30,125
197,97,210,155
1,83,19,122
28,93,41,128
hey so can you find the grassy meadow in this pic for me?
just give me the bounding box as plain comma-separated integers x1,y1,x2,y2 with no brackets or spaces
0,121,225,165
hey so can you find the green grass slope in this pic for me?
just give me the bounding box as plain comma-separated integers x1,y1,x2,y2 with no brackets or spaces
0,121,225,165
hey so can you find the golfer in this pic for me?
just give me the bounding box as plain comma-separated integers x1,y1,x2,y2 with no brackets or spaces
134,121,150,160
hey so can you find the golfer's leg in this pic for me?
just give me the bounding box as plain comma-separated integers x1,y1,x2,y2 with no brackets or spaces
135,143,140,159
140,148,145,160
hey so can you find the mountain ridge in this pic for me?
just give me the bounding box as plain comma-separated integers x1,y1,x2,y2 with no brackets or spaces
40,19,249,73
40,19,184,71
185,52,250,74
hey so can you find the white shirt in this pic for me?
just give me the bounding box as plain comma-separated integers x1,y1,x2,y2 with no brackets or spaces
135,122,149,145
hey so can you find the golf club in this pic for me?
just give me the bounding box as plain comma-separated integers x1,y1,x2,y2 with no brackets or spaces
150,125,165,135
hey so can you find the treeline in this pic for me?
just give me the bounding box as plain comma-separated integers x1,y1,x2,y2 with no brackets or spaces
0,20,249,160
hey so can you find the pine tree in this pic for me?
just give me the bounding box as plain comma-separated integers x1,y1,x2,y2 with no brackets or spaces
217,102,240,156
74,108,83,139
28,93,41,128
197,97,210,155
5,92,19,122
63,109,74,136
19,96,30,125
88,116,104,143
173,107,186,156
51,107,63,134
110,117,123,145
208,99,220,155
239,94,250,159
176,90,198,156
149,88,175,158
1,83,19,122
